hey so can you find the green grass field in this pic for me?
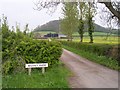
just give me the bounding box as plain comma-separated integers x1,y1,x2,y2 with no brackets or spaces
58,31,119,44
73,32,119,44
2,62,71,88
34,31,56,35
35,31,118,37
73,32,117,37
60,36,119,45
36,31,119,44
73,36,119,44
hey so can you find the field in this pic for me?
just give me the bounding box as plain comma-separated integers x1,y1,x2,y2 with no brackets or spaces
73,32,117,36
73,36,119,44
35,31,117,36
34,31,56,35
72,32,119,44
34,31,119,44
59,32,120,44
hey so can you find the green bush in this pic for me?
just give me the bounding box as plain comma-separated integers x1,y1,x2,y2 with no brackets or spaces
17,40,62,65
2,17,62,75
3,35,62,75
3,60,13,75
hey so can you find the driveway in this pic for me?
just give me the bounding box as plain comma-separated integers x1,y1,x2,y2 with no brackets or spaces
60,49,118,88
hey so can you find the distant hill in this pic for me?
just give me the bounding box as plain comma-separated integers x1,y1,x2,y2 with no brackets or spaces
33,20,119,34
34,20,60,33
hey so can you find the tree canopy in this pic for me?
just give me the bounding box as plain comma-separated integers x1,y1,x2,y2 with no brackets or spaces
60,2,78,41
34,1,120,23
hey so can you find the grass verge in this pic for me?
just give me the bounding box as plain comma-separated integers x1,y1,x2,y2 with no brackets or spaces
63,45,119,71
2,62,70,88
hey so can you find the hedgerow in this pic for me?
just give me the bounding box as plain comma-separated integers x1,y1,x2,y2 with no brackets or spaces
17,40,62,65
61,41,119,62
2,17,62,75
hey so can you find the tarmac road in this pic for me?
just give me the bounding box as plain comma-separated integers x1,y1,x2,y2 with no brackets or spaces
60,49,118,88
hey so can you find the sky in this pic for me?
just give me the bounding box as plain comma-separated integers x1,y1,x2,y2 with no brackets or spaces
0,0,63,31
0,0,118,31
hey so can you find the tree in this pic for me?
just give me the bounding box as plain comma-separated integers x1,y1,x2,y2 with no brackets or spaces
16,23,20,33
34,1,120,24
98,1,120,22
87,2,95,43
78,2,87,42
60,2,78,41
0,18,1,32
78,19,84,42
2,16,10,39
24,24,29,35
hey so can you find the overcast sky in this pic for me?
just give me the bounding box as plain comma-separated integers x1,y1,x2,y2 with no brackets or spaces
0,0,117,31
0,0,63,30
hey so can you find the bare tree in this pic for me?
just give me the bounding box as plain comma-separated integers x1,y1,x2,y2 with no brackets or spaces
33,0,60,14
98,1,120,22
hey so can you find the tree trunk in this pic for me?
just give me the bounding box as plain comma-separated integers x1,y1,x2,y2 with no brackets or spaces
70,36,72,41
89,32,93,43
67,35,72,41
80,34,83,42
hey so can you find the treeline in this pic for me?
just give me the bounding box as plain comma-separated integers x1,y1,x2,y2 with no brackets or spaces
60,2,95,43
60,2,119,42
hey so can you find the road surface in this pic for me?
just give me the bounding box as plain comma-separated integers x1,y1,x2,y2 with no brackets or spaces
60,49,118,88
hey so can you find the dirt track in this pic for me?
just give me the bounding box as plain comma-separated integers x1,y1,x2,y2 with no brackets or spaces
60,49,118,88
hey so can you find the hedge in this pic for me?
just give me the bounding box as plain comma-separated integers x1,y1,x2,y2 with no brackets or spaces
61,41,119,62
2,29,62,75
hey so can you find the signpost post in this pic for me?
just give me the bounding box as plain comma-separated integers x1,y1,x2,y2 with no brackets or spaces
25,63,48,75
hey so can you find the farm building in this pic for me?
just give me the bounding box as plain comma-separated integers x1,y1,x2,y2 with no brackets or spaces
44,33,67,38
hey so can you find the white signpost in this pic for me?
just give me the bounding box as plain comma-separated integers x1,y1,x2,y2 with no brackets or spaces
25,63,48,75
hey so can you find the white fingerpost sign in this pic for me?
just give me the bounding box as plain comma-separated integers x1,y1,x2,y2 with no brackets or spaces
25,63,48,75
